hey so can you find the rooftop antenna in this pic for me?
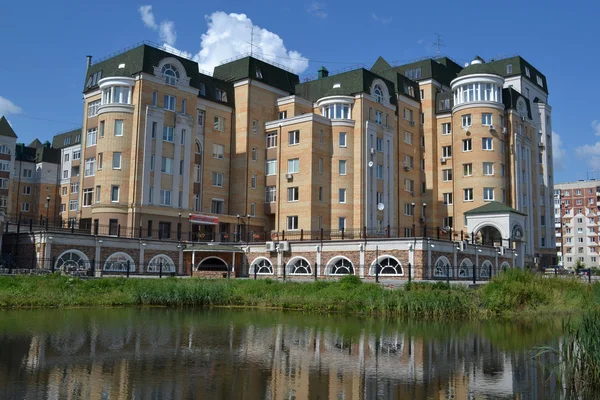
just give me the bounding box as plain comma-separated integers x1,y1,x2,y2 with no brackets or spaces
250,26,254,57
433,33,445,56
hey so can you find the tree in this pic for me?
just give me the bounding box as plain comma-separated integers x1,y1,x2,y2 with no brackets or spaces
575,260,586,274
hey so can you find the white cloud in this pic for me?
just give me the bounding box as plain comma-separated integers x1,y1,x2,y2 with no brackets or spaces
139,5,157,29
552,131,566,170
139,5,177,46
372,13,392,24
592,120,600,136
575,140,600,171
159,20,176,46
0,96,22,118
192,12,309,74
307,2,327,19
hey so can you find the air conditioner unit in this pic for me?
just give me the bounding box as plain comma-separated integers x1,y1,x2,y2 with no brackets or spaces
410,120,415,126
370,148,375,155
279,241,290,251
457,240,468,252
440,157,447,164
521,115,526,121
502,127,508,134
285,173,293,180
403,164,411,171
497,246,505,256
489,125,495,131
266,241,276,252
419,217,425,223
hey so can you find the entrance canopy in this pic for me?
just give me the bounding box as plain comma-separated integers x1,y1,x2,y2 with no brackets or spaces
465,202,526,245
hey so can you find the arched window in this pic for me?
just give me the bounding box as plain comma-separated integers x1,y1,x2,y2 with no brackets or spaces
195,141,202,154
327,257,354,275
501,261,511,271
55,250,89,271
147,255,175,273
480,260,493,278
370,256,403,276
250,257,274,274
434,256,451,277
197,257,228,271
161,64,180,86
373,84,384,103
287,257,312,275
459,259,473,278
103,252,135,272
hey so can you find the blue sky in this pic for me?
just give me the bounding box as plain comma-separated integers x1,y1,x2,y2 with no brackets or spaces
0,0,597,184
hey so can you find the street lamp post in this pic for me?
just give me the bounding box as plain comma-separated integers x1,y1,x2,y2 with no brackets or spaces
178,212,182,241
45,195,50,228
422,202,427,237
188,213,192,241
411,202,416,237
236,214,241,242
246,214,252,244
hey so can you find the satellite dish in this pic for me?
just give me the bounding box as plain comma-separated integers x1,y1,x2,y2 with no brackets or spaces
377,203,384,211
368,161,374,167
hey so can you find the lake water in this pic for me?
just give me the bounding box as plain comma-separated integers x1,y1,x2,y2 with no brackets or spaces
0,308,569,399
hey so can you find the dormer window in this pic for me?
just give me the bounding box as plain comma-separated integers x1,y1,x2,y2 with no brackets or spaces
256,67,263,79
374,84,384,103
216,88,227,102
161,64,180,86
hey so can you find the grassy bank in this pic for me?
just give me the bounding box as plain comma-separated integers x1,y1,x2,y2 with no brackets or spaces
0,270,598,318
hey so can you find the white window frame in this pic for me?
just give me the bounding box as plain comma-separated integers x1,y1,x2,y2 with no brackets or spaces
86,128,97,147
212,144,224,160
339,188,346,203
464,188,474,202
212,172,223,187
288,130,300,146
462,114,472,128
111,185,120,203
288,158,299,174
287,216,299,230
112,152,121,169
482,137,493,151
287,187,299,202
339,160,347,176
340,132,347,147
483,187,494,201
462,139,472,152
266,160,277,176
483,162,494,176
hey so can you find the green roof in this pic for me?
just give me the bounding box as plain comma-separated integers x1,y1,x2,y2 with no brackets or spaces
464,202,526,216
378,57,463,87
0,116,17,138
52,128,82,149
214,56,300,94
295,68,397,104
457,61,499,78
84,43,234,106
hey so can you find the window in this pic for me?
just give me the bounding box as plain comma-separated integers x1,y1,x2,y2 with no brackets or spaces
376,164,383,179
150,154,155,171
214,116,225,131
420,89,424,100
96,186,101,203
83,188,93,207
339,188,346,203
112,152,121,169
339,160,347,175
152,91,157,106
288,158,299,174
215,88,227,102
160,189,172,206
288,187,299,202
212,172,223,187
64,137,71,146
163,126,174,142
443,192,453,205
266,132,277,148
162,64,180,85
462,114,472,128
181,99,187,114
318,186,323,201
404,155,414,169
86,128,97,146
404,68,422,80
373,84,384,103
506,64,512,74
181,129,186,145
212,144,224,159
376,191,383,204
161,157,173,174
61,186,67,195
375,110,383,124
541,215,546,226
482,138,493,150
340,132,347,147
404,178,414,192
404,203,414,216
404,131,413,144
266,159,277,176
482,113,492,126
251,147,257,161
500,139,505,153
403,108,414,122
69,200,78,211
98,153,103,170
197,110,205,127
199,83,206,96
464,188,474,201
288,130,300,145
483,188,494,201
73,150,81,160
164,95,175,111
114,120,123,136
319,158,323,174
319,129,324,144
442,123,451,135
84,158,96,177
442,146,452,158
22,186,31,195
278,111,287,120
251,174,256,189
287,216,299,230
501,164,505,177
462,139,472,152
62,170,69,179
252,120,258,134
87,100,100,117
60,203,66,212
338,217,346,231
442,169,452,182
265,186,276,203
111,185,120,202
536,75,544,87
71,182,79,194
483,162,494,176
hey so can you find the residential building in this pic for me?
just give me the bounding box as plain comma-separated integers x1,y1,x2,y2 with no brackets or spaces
554,180,600,268
0,116,18,214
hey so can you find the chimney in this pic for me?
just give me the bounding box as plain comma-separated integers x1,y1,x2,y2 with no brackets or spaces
86,55,93,70
318,66,329,79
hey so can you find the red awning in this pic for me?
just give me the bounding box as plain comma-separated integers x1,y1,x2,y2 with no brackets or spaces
189,214,219,225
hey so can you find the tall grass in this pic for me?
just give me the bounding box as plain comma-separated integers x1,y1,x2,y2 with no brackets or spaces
536,312,600,397
0,271,598,319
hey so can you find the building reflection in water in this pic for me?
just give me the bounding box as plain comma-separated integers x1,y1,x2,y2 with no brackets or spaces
0,309,561,399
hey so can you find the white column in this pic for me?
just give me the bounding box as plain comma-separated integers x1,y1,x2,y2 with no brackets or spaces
44,236,52,270
139,245,145,273
231,251,235,275
95,241,101,277
359,244,365,277
316,246,321,276
277,249,282,277
179,247,184,275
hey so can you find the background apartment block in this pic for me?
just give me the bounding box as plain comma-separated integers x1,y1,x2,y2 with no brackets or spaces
554,180,600,269
0,117,18,214
2,43,555,267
